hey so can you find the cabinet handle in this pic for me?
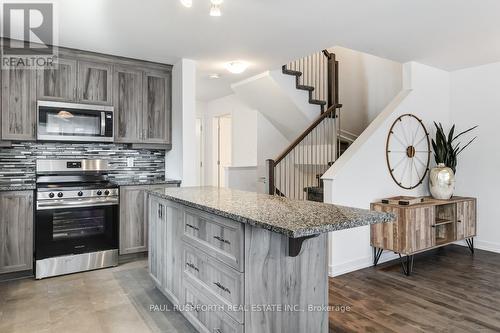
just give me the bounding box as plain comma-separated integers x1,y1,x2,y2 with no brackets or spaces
431,225,436,228
186,223,199,231
158,204,163,218
457,220,462,223
213,329,222,333
185,262,199,272
213,235,231,245
213,281,231,294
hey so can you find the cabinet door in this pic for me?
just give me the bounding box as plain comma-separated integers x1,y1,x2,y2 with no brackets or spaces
142,70,171,144
37,58,77,101
119,186,147,254
1,67,36,140
457,200,476,239
401,206,435,253
148,197,161,285
77,60,113,105
113,66,143,143
0,191,34,274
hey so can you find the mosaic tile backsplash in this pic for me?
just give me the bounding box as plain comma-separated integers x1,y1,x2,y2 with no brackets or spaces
0,142,166,188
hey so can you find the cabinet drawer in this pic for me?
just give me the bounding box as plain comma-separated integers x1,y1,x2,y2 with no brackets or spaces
183,280,244,333
182,209,244,271
183,243,244,323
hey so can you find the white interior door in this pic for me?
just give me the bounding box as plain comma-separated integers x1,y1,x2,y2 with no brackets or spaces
212,115,232,188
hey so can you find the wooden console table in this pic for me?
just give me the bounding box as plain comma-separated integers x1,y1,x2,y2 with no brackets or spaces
370,196,477,275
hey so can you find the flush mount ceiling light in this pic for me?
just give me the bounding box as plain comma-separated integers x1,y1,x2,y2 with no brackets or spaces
208,73,221,79
180,0,223,16
224,61,249,74
209,4,221,16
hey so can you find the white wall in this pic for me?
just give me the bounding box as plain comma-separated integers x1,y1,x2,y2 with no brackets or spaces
328,46,403,139
322,62,451,276
202,94,258,186
225,166,258,192
166,58,197,186
451,62,500,253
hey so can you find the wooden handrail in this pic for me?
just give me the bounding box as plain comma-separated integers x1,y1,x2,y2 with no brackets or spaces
272,103,342,165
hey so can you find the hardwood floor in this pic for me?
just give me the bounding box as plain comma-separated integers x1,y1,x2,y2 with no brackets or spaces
1,244,499,333
329,245,500,333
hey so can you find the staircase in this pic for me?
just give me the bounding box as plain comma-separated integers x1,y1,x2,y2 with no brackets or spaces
267,50,351,202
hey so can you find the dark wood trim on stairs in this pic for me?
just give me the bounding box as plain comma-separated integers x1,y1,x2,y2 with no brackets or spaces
268,103,342,171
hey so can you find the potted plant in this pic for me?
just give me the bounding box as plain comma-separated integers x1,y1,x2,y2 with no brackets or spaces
429,122,477,199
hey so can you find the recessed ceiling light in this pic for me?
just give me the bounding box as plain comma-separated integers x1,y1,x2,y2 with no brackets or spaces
208,73,220,79
180,0,192,8
210,0,223,5
224,61,248,74
209,4,221,16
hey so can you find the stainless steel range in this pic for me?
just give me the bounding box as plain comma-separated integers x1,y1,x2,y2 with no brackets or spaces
35,159,119,279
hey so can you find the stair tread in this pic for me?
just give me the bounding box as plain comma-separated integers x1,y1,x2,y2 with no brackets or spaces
282,69,302,77
309,99,327,105
296,84,314,91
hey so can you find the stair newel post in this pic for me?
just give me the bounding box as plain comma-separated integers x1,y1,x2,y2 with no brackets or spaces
325,51,335,109
266,159,276,195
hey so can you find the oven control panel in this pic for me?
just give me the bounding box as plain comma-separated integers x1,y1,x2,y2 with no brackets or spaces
37,188,119,200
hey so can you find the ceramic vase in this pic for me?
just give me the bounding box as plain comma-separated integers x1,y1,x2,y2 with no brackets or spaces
429,163,455,200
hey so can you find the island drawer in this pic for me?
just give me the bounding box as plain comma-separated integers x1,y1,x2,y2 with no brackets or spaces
183,280,244,333
182,208,244,271
183,242,244,324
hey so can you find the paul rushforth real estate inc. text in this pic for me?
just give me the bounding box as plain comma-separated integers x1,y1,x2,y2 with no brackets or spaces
149,303,352,313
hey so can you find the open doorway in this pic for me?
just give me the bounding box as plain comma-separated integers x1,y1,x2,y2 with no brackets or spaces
212,115,232,187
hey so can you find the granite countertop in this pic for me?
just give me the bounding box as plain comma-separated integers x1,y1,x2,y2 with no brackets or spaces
0,185,36,191
110,179,182,186
147,186,394,238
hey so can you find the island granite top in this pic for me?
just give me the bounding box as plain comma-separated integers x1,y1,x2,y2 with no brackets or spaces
147,186,394,238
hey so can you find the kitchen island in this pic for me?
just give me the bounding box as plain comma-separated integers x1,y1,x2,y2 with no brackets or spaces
147,187,393,333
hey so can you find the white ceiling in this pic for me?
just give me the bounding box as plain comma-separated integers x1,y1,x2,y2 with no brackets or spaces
43,0,500,100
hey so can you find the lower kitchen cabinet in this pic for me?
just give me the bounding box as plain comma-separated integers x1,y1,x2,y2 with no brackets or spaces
119,184,179,255
0,191,34,274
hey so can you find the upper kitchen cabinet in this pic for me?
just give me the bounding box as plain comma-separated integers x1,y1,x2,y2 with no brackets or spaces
36,57,77,101
1,66,36,140
113,65,143,143
142,70,171,145
77,60,113,105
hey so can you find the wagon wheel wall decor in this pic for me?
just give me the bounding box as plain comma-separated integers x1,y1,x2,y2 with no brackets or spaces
386,114,431,189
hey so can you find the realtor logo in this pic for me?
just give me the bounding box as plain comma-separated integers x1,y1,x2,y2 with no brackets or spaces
1,2,58,69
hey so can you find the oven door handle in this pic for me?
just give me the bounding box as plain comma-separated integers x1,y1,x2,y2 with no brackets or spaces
37,198,118,210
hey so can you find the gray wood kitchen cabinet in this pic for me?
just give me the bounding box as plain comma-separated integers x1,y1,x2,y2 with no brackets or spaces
113,65,143,143
148,196,183,304
37,57,77,101
77,60,113,105
0,191,34,274
119,184,179,255
1,67,36,140
142,70,171,144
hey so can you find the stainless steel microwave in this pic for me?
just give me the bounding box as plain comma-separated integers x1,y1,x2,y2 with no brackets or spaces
37,101,114,142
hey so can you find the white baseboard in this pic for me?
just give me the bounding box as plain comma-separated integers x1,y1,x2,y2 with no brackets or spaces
329,239,500,277
329,251,399,277
454,238,500,253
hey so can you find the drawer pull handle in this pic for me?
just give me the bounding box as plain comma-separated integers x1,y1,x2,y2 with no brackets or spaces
186,223,200,231
186,262,199,272
457,220,462,223
213,329,222,333
213,235,231,245
213,281,231,294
